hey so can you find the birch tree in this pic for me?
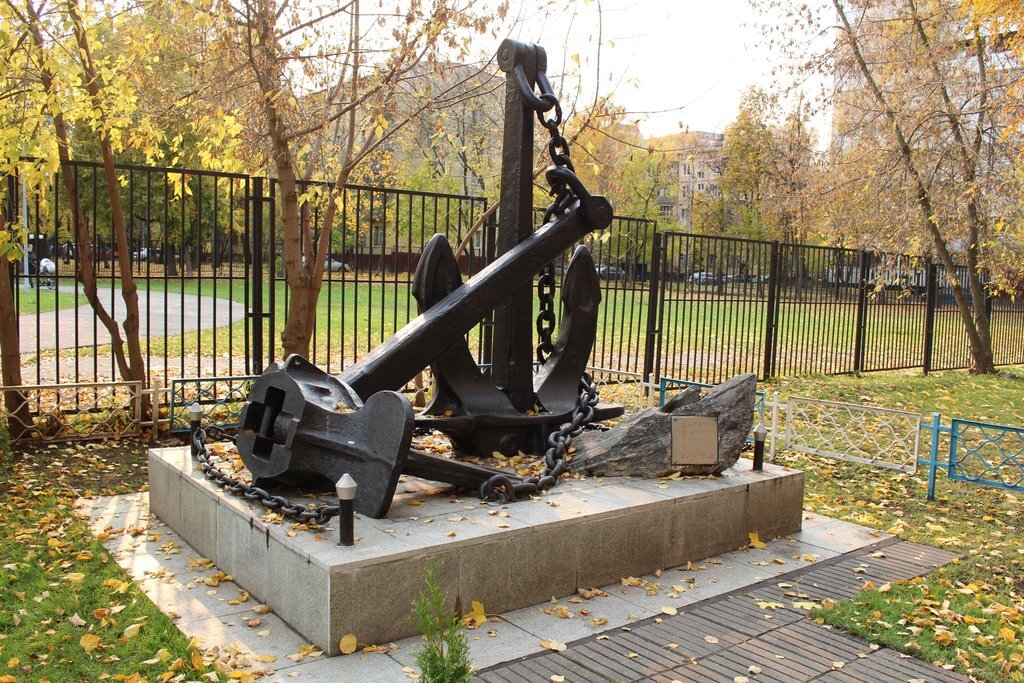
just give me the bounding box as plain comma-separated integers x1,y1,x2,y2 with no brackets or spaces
756,0,1023,373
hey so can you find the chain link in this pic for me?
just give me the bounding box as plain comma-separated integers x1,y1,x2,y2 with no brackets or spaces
514,64,577,363
536,262,557,362
190,427,340,526
479,373,599,504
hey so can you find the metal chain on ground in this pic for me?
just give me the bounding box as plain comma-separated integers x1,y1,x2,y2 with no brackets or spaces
479,373,599,504
190,427,339,526
536,262,557,362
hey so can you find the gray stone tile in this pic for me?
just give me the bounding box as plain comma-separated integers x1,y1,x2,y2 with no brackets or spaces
178,471,220,560
266,536,330,651
794,518,890,553
458,537,514,614
367,509,529,557
216,502,272,598
503,488,629,527
148,448,186,531
584,480,680,507
329,548,460,652
503,591,647,643
618,474,722,498
666,485,748,568
506,524,580,607
270,651,413,682
576,507,671,587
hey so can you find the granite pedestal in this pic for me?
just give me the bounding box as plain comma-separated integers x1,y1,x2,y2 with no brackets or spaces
148,446,803,654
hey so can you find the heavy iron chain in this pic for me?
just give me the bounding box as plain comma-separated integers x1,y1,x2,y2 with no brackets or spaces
190,426,340,526
517,68,575,363
535,262,557,362
479,373,599,504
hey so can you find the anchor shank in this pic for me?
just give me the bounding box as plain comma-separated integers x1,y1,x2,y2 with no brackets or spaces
491,39,541,412
339,198,612,400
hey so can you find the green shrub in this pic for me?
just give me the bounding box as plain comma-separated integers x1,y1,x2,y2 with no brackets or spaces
410,559,473,683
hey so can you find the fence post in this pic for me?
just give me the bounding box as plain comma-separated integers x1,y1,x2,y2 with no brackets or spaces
927,412,941,501
762,241,780,379
251,176,265,374
852,249,870,373
642,231,663,383
923,260,937,374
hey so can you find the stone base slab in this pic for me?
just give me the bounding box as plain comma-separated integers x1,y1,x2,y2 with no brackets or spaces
148,447,803,653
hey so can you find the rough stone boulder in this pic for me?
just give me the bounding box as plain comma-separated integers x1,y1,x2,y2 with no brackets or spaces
569,373,757,477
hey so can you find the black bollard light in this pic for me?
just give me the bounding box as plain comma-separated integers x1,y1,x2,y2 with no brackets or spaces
189,403,204,459
753,422,767,471
336,474,357,546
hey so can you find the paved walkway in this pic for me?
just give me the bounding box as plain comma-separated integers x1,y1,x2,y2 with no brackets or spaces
20,285,246,352
77,493,966,682
476,540,964,683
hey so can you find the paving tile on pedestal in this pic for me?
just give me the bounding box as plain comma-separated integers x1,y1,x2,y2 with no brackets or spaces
666,486,748,568
458,538,513,614
216,503,272,599
330,548,460,652
266,537,330,651
178,473,220,560
506,524,581,607
577,507,670,587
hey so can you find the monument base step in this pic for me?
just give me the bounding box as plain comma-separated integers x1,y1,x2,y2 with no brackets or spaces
148,446,803,653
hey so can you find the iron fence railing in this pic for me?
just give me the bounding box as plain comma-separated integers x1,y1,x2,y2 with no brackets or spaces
647,232,1024,384
3,159,1024,442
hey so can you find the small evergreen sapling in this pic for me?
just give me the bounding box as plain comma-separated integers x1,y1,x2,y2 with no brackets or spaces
410,559,473,683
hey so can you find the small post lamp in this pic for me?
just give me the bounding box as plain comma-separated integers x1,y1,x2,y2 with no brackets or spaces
188,403,204,458
336,474,357,547
753,422,767,471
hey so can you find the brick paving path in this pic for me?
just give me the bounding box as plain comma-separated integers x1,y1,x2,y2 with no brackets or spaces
476,539,966,683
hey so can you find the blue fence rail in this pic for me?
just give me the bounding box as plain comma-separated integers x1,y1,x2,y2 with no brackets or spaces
659,376,1024,499
658,377,767,444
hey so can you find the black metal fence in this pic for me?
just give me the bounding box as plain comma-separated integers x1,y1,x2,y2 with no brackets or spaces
4,160,1024,399
647,232,1024,383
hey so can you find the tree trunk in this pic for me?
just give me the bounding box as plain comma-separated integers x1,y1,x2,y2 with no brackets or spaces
165,243,178,276
67,0,149,412
833,0,995,374
0,257,29,440
25,1,134,385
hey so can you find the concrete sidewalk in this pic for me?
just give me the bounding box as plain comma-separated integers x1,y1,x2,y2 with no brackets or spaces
20,285,245,352
78,493,964,682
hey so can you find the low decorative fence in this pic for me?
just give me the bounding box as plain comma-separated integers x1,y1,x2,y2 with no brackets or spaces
168,376,257,433
0,381,142,441
658,377,1024,498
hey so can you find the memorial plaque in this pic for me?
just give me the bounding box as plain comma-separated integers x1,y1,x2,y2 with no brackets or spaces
671,416,719,465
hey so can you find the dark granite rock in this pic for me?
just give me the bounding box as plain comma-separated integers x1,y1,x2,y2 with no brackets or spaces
569,373,757,477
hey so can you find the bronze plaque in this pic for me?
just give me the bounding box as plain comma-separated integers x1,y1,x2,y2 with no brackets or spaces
670,416,719,465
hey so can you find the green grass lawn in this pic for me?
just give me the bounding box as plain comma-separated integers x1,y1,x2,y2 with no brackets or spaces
33,273,1014,393
763,369,1024,682
0,443,212,682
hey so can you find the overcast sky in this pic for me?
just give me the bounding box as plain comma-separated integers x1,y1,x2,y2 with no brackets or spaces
499,0,787,138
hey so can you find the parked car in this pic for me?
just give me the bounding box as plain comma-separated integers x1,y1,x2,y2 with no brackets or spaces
325,258,352,273
302,256,352,272
597,265,624,280
689,271,717,284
